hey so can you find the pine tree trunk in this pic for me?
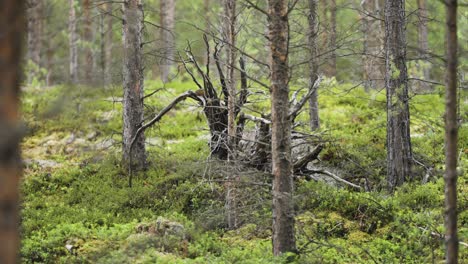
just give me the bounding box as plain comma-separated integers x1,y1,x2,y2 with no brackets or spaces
83,0,93,83
444,0,458,262
308,0,320,130
27,0,43,84
69,0,78,84
160,0,176,82
384,0,412,191
122,0,147,172
223,0,238,230
268,0,296,255
417,0,430,90
104,3,113,86
362,0,385,90
329,0,337,76
0,1,25,263
203,0,211,66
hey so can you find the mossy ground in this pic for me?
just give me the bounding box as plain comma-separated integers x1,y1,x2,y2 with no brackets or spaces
20,80,467,263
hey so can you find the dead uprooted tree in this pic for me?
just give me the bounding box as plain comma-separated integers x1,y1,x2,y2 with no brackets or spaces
128,34,323,177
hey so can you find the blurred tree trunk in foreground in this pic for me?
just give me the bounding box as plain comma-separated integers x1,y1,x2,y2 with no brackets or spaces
0,0,25,263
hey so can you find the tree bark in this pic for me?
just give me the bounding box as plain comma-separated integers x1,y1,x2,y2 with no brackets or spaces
203,0,211,66
384,0,412,191
0,1,25,263
416,0,430,90
83,0,93,83
329,0,337,77
362,0,385,90
104,3,113,86
26,0,43,84
444,0,458,262
160,0,176,82
268,0,296,255
223,0,238,230
308,0,320,130
69,0,78,84
122,0,147,172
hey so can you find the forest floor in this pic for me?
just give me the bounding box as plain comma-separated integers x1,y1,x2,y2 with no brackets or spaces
20,80,467,263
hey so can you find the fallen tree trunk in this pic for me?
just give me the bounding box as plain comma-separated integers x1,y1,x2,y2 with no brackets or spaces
298,169,362,190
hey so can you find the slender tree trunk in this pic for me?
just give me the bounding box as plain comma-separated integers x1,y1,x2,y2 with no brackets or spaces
385,0,412,191
69,0,78,84
83,0,93,83
45,3,54,87
319,0,329,75
223,0,238,229
104,3,113,86
100,6,105,85
203,0,211,66
329,0,337,76
122,0,147,172
0,1,25,263
444,0,458,262
417,0,430,90
26,0,43,84
308,0,320,130
268,0,296,255
362,0,385,90
160,0,176,82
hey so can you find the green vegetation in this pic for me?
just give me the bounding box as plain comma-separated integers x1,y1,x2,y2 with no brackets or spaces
21,81,467,263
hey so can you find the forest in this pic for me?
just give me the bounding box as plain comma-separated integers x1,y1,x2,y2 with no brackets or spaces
0,0,466,263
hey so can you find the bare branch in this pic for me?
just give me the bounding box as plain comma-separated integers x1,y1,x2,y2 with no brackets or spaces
298,169,362,190
289,75,322,121
293,144,323,172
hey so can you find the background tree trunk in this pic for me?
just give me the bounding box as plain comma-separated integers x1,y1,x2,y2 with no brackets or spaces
223,0,238,230
83,0,93,83
329,0,337,77
308,0,320,130
268,0,296,255
362,0,385,90
69,0,78,84
122,0,147,171
104,3,113,86
160,0,176,82
416,0,430,90
0,1,25,263
384,0,412,191
27,0,43,84
444,0,458,262
203,0,211,66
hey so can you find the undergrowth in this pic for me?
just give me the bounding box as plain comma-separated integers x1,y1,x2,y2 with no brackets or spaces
20,80,467,263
